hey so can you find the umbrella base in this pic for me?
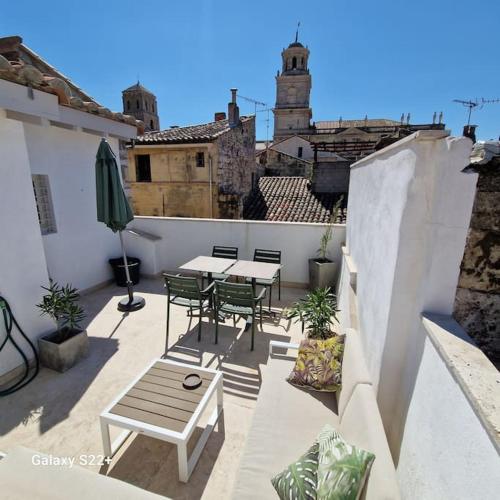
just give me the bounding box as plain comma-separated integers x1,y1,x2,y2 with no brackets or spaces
118,295,146,312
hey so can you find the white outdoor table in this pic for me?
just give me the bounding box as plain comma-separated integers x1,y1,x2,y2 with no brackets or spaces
180,256,236,307
226,260,282,324
226,259,281,290
179,255,236,277
100,358,223,483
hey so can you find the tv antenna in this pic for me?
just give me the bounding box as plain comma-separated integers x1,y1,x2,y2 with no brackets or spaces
453,97,500,125
237,93,271,146
237,93,266,116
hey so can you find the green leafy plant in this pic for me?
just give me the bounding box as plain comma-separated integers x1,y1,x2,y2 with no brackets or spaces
317,195,344,262
287,287,339,339
36,279,85,341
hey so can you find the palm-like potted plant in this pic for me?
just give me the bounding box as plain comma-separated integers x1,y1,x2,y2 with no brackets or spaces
309,196,344,290
37,279,88,372
287,287,339,339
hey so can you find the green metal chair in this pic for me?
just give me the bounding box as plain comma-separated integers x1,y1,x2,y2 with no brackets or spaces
214,281,266,351
245,249,281,311
201,246,238,288
163,274,214,351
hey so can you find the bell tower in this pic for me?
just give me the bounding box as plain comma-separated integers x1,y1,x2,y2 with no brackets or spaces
273,29,312,141
122,82,160,132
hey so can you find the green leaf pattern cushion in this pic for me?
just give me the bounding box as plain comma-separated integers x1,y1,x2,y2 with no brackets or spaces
316,425,375,500
271,442,319,500
287,336,344,392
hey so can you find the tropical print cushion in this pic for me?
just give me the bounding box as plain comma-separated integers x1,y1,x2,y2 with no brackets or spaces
316,425,375,500
287,336,344,392
271,442,319,500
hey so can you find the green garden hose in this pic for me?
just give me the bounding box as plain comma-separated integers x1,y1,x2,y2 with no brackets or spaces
0,296,39,396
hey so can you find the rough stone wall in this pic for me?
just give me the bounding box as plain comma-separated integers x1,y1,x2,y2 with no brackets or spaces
311,160,351,193
122,89,159,131
216,116,256,218
454,158,500,368
127,145,216,217
260,148,312,177
130,182,214,217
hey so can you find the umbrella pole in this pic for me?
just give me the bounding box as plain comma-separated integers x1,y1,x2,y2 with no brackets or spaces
119,230,134,303
117,230,145,312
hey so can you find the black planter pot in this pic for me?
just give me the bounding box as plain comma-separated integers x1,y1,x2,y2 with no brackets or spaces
109,257,141,287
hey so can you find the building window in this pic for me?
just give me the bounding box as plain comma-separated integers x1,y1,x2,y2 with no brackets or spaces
136,100,140,110
136,154,151,182
277,153,282,162
127,100,130,110
150,119,154,130
292,56,297,69
196,152,205,168
298,146,303,158
32,174,57,235
152,103,155,112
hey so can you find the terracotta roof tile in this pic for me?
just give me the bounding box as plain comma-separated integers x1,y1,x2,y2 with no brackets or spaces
134,116,252,145
0,36,142,130
243,177,347,224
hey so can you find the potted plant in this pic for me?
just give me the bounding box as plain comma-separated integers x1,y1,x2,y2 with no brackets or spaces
37,279,88,372
287,287,339,339
309,196,344,290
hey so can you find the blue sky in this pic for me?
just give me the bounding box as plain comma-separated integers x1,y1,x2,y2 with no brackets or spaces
1,0,499,140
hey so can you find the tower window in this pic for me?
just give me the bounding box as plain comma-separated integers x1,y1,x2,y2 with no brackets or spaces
136,100,139,110
196,152,205,168
127,100,130,110
150,120,154,130
152,103,155,113
298,146,303,158
301,57,304,67
136,154,151,182
145,101,149,111
292,57,297,69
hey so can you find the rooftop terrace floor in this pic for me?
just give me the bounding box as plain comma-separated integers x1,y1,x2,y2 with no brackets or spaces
0,277,309,499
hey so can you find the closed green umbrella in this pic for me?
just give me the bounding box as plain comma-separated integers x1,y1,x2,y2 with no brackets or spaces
95,138,145,312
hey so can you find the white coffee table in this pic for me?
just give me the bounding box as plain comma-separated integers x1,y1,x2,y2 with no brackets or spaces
100,359,223,482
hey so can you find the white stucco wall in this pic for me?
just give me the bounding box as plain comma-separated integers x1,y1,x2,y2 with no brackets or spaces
271,135,341,161
0,79,136,378
25,125,122,291
0,79,136,293
397,319,500,500
337,248,357,329
343,132,476,451
336,131,500,498
125,217,346,286
272,135,314,160
0,111,53,377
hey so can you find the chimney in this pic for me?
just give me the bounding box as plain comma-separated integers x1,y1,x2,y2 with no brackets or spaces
214,112,226,122
228,88,240,128
463,125,477,143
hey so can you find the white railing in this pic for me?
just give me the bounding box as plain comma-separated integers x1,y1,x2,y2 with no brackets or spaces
124,216,346,286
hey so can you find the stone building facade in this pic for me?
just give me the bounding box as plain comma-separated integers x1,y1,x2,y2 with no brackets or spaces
268,35,446,194
257,147,312,177
273,40,312,141
122,82,160,132
454,151,500,369
127,91,257,219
